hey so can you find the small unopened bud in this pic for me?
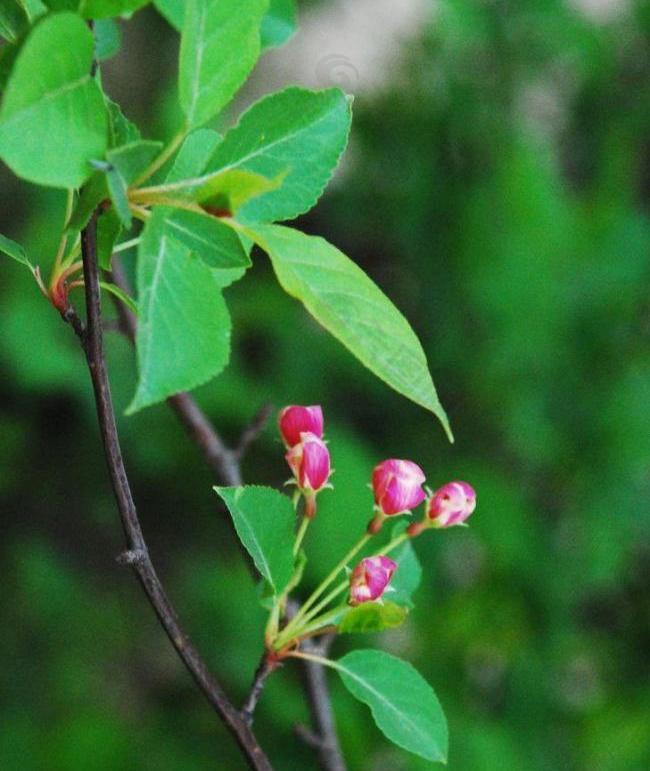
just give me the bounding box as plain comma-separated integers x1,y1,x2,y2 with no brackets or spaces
372,459,426,517
279,405,324,447
349,556,397,605
285,432,331,516
427,481,476,527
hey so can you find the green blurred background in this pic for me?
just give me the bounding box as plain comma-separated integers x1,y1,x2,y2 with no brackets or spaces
1,1,649,768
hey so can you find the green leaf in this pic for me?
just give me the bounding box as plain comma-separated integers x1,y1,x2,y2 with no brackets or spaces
195,168,282,212
178,0,267,129
20,1,47,23
260,0,296,50
0,1,29,43
166,128,221,182
214,486,296,594
164,132,252,287
108,140,162,184
335,650,448,763
153,0,182,29
205,87,352,223
95,18,121,61
105,140,162,227
0,41,20,98
42,1,150,18
160,207,251,270
244,224,453,438
155,0,293,50
68,174,109,233
211,266,248,290
338,601,408,634
388,522,423,609
0,13,107,188
106,98,141,148
97,209,122,270
105,166,131,227
0,232,31,267
127,208,231,413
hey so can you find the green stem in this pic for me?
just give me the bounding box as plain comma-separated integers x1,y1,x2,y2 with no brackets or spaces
287,532,371,634
131,129,185,189
287,650,340,670
281,530,410,644
293,515,310,557
294,604,348,640
292,580,348,632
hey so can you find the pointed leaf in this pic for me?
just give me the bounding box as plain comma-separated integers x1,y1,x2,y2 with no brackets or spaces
260,0,296,50
160,207,251,270
97,209,122,270
106,98,141,148
204,87,352,223
166,128,221,182
68,174,109,233
338,601,408,634
211,266,248,290
214,486,296,594
179,0,267,129
95,18,121,60
335,650,448,763
0,13,107,188
108,140,162,184
127,208,231,412
195,168,282,212
105,140,162,227
153,0,183,29
244,224,452,438
0,232,30,267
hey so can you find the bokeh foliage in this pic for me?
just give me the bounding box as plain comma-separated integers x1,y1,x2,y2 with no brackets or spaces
1,1,649,769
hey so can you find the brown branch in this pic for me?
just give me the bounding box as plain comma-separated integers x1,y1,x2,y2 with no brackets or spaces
241,653,280,726
287,603,346,771
63,213,272,771
107,260,345,770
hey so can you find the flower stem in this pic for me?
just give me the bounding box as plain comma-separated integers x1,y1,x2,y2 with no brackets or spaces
293,515,310,557
287,650,340,670
279,529,411,647
285,532,371,634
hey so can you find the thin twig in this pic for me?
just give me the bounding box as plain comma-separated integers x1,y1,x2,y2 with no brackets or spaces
287,603,347,771
63,212,272,771
241,653,280,726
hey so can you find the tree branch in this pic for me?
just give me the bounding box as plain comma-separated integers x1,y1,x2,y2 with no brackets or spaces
63,213,272,771
107,257,346,770
287,605,347,771
241,653,280,726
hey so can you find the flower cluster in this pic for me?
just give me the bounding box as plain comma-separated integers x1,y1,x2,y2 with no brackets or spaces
279,404,477,608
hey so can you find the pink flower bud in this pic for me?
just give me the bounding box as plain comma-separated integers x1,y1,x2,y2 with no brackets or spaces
372,459,426,516
349,556,397,605
279,405,324,447
427,481,476,527
285,432,331,493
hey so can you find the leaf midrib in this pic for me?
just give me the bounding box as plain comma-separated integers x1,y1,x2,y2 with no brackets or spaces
338,662,438,750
